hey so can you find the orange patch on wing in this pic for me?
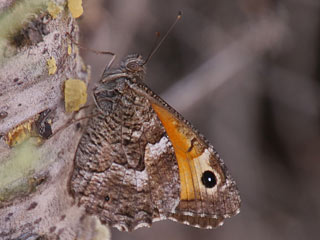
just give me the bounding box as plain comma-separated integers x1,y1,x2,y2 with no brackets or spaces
151,103,204,201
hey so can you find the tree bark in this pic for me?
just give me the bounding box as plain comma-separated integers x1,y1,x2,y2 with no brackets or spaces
0,1,110,239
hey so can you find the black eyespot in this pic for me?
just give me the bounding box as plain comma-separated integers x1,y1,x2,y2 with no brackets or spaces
105,195,110,201
201,171,217,188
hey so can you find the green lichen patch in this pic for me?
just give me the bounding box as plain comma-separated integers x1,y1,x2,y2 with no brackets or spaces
0,138,47,205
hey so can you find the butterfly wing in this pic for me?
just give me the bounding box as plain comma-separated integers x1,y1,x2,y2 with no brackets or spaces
70,77,181,231
133,82,241,228
70,54,240,231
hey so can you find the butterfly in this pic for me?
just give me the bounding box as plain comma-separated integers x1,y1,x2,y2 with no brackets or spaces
69,53,241,231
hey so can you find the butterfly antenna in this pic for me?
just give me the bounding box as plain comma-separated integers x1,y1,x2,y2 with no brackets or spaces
66,33,116,70
66,32,115,56
144,11,183,65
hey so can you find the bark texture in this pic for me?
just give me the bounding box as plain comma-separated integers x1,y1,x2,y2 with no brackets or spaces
0,1,110,239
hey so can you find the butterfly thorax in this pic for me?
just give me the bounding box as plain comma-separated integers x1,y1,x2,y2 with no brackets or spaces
92,54,147,113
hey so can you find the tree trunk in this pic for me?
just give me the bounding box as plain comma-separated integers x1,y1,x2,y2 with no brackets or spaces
0,1,110,239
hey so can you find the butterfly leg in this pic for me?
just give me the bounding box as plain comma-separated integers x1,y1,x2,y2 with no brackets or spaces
48,108,98,139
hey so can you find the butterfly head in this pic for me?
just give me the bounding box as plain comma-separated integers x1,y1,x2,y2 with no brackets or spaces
120,54,146,82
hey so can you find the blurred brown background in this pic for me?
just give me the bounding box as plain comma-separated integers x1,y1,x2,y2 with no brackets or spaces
78,0,320,239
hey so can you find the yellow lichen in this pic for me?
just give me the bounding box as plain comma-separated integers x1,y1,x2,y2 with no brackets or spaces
47,1,63,19
64,79,87,113
47,57,57,75
5,118,35,147
68,0,83,18
68,43,72,55
5,110,52,147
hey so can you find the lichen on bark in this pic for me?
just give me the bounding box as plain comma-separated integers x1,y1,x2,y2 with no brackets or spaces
0,0,110,239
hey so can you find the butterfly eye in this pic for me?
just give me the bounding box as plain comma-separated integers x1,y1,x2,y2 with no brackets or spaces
105,195,110,202
201,171,217,188
126,62,140,71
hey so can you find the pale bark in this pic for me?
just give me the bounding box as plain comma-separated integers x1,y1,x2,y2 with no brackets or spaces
0,1,110,239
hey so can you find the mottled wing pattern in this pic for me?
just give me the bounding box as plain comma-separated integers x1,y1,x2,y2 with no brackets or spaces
70,54,240,231
133,83,241,228
70,78,180,231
